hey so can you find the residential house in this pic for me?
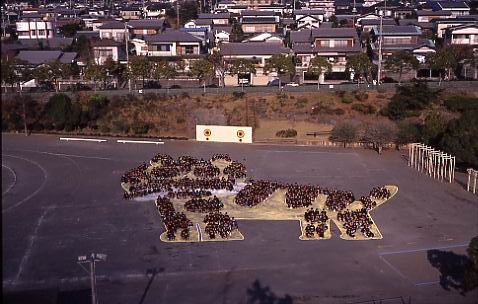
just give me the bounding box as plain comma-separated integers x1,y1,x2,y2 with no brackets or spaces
91,38,123,65
131,29,203,57
291,28,362,83
306,0,335,17
16,14,55,39
128,19,166,38
369,25,436,81
243,32,283,42
445,24,478,47
220,42,291,86
198,13,231,25
240,10,280,34
98,21,128,42
144,3,170,19
416,10,452,23
359,18,397,32
15,50,78,66
213,25,232,45
294,9,325,29
119,7,142,20
431,1,470,17
434,16,478,38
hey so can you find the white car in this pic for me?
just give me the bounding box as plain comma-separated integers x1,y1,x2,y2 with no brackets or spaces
285,82,299,87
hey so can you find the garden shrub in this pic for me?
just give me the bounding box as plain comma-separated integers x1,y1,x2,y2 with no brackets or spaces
276,128,298,138
444,95,478,112
131,121,150,134
352,104,376,114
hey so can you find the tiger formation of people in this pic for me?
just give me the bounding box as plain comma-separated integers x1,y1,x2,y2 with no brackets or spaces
121,153,398,242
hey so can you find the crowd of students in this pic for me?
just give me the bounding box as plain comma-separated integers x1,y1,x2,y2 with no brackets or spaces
337,208,375,238
156,196,193,241
285,184,318,208
234,180,281,207
204,211,239,239
304,208,329,238
185,196,223,213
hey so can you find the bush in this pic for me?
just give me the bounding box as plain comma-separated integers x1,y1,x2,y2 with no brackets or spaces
99,124,110,133
384,82,439,120
131,121,150,134
335,90,346,98
341,96,352,104
232,92,245,99
444,95,478,112
334,108,345,115
351,104,376,114
276,128,298,138
44,93,82,131
112,120,129,133
87,94,108,121
353,90,369,101
295,97,308,108
176,117,186,124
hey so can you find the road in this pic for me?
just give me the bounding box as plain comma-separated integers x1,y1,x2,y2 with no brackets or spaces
2,133,478,304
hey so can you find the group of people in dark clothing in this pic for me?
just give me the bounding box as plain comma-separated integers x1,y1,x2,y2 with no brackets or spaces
234,180,281,207
123,152,392,241
304,208,329,238
204,211,239,239
185,195,223,213
156,196,193,241
285,184,318,208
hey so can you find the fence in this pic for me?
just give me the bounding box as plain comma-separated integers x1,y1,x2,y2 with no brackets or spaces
4,81,478,99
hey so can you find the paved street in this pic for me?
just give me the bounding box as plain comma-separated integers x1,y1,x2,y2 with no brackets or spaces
2,133,477,304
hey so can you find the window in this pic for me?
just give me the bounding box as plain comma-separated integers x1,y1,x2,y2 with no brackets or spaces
160,44,171,51
31,30,36,35
38,29,45,35
185,46,195,54
319,40,330,47
333,39,349,47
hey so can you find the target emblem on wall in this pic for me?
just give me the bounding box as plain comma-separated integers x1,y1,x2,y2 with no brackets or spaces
204,129,212,137
237,130,245,138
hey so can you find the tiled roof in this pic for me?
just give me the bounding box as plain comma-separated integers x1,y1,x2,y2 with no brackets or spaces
416,10,452,16
220,42,290,55
144,29,203,42
293,9,325,16
59,52,78,64
242,17,278,24
98,21,125,29
373,25,422,36
128,19,165,29
198,13,230,19
16,50,62,64
241,10,276,16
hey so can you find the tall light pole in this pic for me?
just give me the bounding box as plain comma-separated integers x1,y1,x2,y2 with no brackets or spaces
78,253,107,304
125,21,131,91
377,11,383,86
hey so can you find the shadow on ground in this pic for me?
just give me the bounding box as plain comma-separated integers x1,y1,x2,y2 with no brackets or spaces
246,279,293,304
3,288,90,304
427,249,478,295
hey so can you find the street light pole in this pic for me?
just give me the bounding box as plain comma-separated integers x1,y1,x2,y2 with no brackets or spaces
377,11,383,86
124,21,131,91
78,253,107,304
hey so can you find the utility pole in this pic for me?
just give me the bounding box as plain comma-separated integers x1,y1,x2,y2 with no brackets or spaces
77,253,107,304
176,0,180,27
377,11,383,86
125,21,131,91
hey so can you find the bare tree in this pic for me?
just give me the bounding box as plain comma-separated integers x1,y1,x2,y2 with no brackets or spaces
362,121,397,154
330,121,360,148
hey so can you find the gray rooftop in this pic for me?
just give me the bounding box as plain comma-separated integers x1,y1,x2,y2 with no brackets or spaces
373,25,422,36
128,19,165,29
98,21,125,30
220,42,289,56
293,9,325,16
144,29,203,43
198,13,230,19
241,10,276,16
16,50,62,65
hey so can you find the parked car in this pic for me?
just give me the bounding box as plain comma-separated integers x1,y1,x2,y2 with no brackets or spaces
285,82,299,87
267,79,280,86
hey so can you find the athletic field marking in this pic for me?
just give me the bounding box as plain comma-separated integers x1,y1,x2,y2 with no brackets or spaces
12,206,54,286
117,140,164,145
378,243,468,256
2,164,17,195
414,280,440,286
378,255,409,281
60,137,106,142
6,149,112,161
1,155,48,214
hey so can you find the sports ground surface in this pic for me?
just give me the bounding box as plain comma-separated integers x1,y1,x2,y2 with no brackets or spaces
2,133,478,304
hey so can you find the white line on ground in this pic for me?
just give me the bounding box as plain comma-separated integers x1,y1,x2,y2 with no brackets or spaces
196,223,202,242
378,243,468,256
12,206,54,287
1,155,48,214
6,149,113,161
2,164,17,195
117,140,164,145
60,137,106,142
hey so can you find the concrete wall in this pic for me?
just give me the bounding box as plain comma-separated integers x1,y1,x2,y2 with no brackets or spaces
196,125,253,143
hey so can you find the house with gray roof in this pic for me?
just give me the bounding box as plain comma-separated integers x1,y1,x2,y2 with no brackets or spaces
131,29,204,58
198,13,231,25
15,50,78,65
431,1,470,17
220,42,291,86
291,28,362,84
98,21,128,42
